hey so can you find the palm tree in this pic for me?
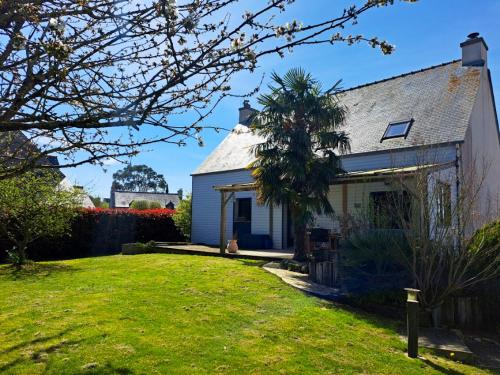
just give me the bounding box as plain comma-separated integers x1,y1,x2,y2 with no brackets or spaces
250,68,350,261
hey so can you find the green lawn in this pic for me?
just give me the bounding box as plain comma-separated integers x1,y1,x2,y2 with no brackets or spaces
0,255,491,374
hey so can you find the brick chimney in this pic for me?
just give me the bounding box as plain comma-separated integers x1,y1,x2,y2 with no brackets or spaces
238,100,256,126
460,32,488,67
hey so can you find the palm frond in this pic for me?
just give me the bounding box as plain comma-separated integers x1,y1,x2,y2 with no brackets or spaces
249,68,351,224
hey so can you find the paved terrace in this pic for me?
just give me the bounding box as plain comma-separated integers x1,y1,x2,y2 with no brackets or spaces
154,243,293,261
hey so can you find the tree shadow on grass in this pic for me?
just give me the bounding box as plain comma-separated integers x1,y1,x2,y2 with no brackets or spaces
0,326,79,356
419,357,467,375
77,362,135,374
236,259,268,268
0,326,106,373
0,262,79,280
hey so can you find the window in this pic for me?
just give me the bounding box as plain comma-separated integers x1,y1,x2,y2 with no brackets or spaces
234,198,251,222
370,191,411,229
381,119,413,141
436,182,452,227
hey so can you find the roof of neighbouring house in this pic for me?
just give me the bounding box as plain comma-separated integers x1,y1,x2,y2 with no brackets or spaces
58,177,95,208
193,60,483,175
111,190,180,208
0,131,62,169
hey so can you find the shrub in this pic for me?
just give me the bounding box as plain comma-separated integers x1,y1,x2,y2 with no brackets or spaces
173,194,191,240
343,229,410,278
1,208,183,262
148,201,162,209
467,220,500,257
0,172,81,267
130,200,151,210
122,241,157,255
465,220,500,282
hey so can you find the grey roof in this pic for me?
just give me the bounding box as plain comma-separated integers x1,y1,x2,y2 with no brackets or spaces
111,191,180,208
0,131,61,168
193,60,482,175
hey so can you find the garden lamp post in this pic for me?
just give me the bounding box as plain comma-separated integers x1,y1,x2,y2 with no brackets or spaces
404,288,420,358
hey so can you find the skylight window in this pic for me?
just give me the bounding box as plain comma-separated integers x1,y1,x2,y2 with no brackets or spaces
381,119,413,141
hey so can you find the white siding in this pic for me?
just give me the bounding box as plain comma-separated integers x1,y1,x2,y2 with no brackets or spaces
192,144,459,247
347,181,394,215
191,170,283,249
427,166,458,241
313,185,342,230
462,67,500,233
341,145,457,172
312,182,398,230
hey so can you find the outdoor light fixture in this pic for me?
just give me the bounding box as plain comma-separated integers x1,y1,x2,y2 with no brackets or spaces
404,288,420,358
405,288,420,302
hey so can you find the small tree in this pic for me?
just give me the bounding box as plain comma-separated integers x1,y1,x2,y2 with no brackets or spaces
250,69,350,261
389,152,500,309
0,172,80,267
173,194,192,240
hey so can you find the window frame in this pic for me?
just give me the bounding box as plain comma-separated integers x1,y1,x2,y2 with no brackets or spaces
436,181,452,227
369,191,411,229
381,119,414,142
234,197,252,223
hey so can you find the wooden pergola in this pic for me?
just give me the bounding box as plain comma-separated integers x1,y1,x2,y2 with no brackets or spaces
213,182,273,254
212,163,447,254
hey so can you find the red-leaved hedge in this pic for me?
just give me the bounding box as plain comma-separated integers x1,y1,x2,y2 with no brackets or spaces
1,208,184,262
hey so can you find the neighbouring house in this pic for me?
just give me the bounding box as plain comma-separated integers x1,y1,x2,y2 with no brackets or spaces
58,177,95,208
191,34,500,250
109,190,180,209
1,131,95,208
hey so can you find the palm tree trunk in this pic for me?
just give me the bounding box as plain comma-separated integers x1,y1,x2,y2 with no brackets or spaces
293,221,307,261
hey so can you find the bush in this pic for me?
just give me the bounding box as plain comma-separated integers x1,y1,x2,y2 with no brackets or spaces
0,171,81,266
122,241,157,255
343,229,410,278
148,201,162,209
467,220,500,270
0,208,184,262
130,200,161,210
341,229,411,311
173,194,191,240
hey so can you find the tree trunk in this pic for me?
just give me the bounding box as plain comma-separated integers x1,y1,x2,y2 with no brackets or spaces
13,239,28,268
293,221,307,261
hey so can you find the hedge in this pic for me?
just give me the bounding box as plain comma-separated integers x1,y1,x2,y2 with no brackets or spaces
0,208,184,262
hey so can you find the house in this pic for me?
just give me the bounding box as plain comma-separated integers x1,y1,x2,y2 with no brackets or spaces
58,177,95,209
109,190,180,209
191,34,500,250
0,131,63,176
1,131,95,208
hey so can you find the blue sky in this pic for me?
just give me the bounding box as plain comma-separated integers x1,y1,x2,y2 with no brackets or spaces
63,0,500,198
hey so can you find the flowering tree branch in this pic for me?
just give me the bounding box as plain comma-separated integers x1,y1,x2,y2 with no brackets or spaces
0,0,415,178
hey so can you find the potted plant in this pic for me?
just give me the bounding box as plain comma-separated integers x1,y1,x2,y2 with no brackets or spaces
227,232,239,253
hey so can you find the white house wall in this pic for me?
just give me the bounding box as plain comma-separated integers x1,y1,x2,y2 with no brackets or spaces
462,66,500,232
191,145,458,248
191,170,283,249
313,181,397,230
427,166,458,242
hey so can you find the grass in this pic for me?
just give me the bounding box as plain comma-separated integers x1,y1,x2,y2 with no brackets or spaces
0,254,492,374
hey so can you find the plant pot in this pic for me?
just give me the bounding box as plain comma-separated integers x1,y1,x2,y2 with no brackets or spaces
227,239,238,253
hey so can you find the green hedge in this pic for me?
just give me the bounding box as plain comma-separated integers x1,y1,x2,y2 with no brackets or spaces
0,208,184,262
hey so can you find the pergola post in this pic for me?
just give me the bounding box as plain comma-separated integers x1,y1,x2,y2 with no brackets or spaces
213,183,258,254
341,183,348,236
269,202,274,242
219,191,226,254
